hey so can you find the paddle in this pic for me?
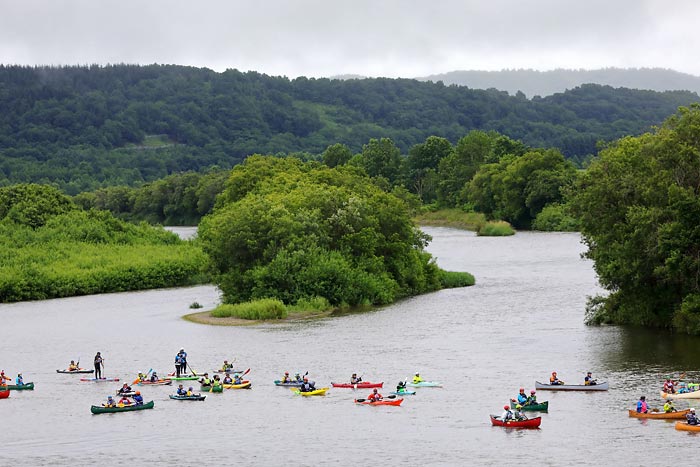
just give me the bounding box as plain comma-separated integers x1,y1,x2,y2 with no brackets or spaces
187,362,198,377
132,368,152,385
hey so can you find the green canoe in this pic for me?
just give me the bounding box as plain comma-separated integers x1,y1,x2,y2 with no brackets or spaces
510,400,549,411
2,382,34,390
91,400,154,414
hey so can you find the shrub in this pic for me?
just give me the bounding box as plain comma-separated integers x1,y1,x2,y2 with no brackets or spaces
477,221,515,236
211,298,288,320
439,270,475,288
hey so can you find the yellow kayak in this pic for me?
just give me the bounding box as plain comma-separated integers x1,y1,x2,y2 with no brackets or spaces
222,381,252,389
291,387,329,396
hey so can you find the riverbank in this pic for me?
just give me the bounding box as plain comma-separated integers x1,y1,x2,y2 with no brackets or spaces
414,208,514,236
183,308,335,326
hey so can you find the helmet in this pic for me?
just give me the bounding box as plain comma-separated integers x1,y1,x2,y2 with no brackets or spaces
373,388,378,393
552,371,557,375
587,371,592,375
189,387,193,390
503,405,509,410
690,408,695,412
108,396,113,399
515,404,522,409
352,373,357,376
303,377,308,381
180,348,184,352
285,372,289,375
519,388,524,391
135,391,140,395
530,390,536,394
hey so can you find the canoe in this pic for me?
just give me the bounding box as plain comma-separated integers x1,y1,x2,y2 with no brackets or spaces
201,385,223,393
169,394,206,401
137,380,173,386
56,369,94,374
0,389,9,399
390,390,416,396
511,400,549,412
80,378,119,382
2,382,34,390
535,381,609,391
629,409,690,419
91,400,154,414
660,390,700,400
165,376,200,381
490,415,542,428
675,421,700,432
331,382,383,389
407,381,442,387
274,380,303,387
292,387,329,396
355,398,403,406
222,381,252,389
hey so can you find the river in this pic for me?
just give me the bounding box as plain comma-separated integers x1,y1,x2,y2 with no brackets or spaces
1,227,698,466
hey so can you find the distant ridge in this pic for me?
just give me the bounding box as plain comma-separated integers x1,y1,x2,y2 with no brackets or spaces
416,68,700,97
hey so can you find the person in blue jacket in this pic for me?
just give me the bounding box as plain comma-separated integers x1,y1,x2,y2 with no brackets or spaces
133,391,144,406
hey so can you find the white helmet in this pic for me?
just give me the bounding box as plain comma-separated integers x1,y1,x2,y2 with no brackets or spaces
691,408,696,412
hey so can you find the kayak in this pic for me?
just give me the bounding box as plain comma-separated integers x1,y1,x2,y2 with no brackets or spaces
169,394,206,401
80,378,119,382
56,369,94,374
223,381,252,389
2,382,34,390
274,380,303,387
0,389,9,399
629,409,690,419
490,415,542,428
201,385,224,393
660,390,700,400
292,387,329,396
511,400,549,412
165,376,200,381
331,382,383,389
675,421,700,432
407,381,442,388
137,380,173,386
535,381,609,391
390,390,416,396
355,398,403,406
91,400,154,414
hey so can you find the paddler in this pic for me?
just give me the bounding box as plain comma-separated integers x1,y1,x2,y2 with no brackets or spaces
526,390,537,405
281,372,292,383
687,408,698,425
367,388,383,402
501,404,514,422
223,373,233,384
233,373,243,385
396,381,407,393
0,370,10,384
118,383,132,395
133,391,144,406
149,372,159,383
221,360,234,372
412,372,423,384
200,373,211,385
350,373,362,384
16,373,24,386
212,375,223,389
299,377,316,393
104,396,117,408
663,378,676,394
176,384,187,396
68,360,79,371
584,371,597,385
118,395,132,406
549,371,564,385
516,388,528,405
636,395,648,414
663,399,676,413
186,387,195,397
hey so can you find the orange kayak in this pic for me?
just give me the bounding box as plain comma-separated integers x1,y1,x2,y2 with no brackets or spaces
675,421,700,432
628,409,689,419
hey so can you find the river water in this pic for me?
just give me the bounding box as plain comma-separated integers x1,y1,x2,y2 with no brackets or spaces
1,227,698,466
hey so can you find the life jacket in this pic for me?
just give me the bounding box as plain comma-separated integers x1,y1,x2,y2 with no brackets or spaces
412,376,423,383
282,376,290,383
517,393,528,404
186,391,193,396
202,378,211,385
134,395,144,405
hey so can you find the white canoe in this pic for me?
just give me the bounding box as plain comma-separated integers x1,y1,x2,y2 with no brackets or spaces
535,381,609,391
660,390,700,400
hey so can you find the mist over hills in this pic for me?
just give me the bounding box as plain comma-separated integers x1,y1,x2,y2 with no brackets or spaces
416,67,700,97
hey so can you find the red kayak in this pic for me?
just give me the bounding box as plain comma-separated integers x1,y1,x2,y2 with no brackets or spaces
0,389,9,399
137,380,173,386
332,382,383,389
355,398,403,406
490,415,541,428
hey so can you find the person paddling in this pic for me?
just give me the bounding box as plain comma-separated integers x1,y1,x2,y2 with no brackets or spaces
513,404,528,421
663,399,676,413
351,373,362,384
118,395,131,406
221,360,234,372
299,377,316,393
200,373,211,386
550,371,564,385
104,396,116,408
368,388,383,402
212,375,223,389
281,372,292,383
516,388,528,405
133,391,144,406
223,373,233,384
149,372,159,383
687,408,698,425
15,373,24,386
412,372,423,384
94,352,104,379
396,381,407,393
526,390,537,405
68,360,79,371
663,378,676,394
175,352,184,378
636,395,648,414
584,372,597,386
501,404,514,422
118,383,132,395
176,384,187,396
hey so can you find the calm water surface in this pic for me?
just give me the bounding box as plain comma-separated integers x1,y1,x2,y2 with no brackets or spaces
1,227,699,466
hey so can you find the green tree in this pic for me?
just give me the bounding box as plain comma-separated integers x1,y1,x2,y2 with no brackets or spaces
322,143,353,168
360,138,402,184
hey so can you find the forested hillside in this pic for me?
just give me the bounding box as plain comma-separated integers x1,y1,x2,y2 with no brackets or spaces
1,64,697,193
419,67,700,97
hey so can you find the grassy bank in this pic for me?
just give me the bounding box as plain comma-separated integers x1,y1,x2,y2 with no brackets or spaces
413,208,487,230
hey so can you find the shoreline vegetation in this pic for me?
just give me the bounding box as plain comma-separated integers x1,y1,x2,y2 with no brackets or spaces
414,208,515,236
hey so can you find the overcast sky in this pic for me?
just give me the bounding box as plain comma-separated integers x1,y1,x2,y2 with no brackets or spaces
1,0,698,78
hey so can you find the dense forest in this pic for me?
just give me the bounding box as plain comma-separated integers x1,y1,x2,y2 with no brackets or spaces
419,67,700,97
1,64,698,194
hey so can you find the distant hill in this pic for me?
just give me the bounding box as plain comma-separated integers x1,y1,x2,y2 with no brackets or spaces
418,68,700,97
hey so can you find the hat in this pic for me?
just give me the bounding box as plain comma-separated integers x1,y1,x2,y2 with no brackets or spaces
135,391,140,395
515,404,522,409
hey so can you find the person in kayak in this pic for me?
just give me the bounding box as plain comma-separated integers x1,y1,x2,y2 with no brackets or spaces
636,396,648,414
200,373,211,385
212,375,223,389
223,373,233,384
584,372,597,385
0,370,10,384
368,388,383,402
299,377,316,393
295,373,303,382
526,390,537,405
501,404,514,422
221,360,234,372
176,384,187,396
133,391,144,406
516,388,528,404
94,352,104,379
68,360,79,371
104,396,116,408
678,382,689,394
663,399,676,413
149,372,159,383
281,372,292,383
686,408,698,425
186,387,195,396
351,373,362,384
663,378,676,394
233,373,244,385
549,371,564,385
412,373,423,384
118,383,132,395
396,381,407,392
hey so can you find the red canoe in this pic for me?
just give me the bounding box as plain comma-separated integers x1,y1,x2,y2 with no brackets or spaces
490,415,541,428
331,382,384,389
0,389,9,399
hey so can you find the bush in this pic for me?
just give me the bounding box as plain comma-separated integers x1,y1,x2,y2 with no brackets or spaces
477,221,515,236
439,270,475,288
210,299,288,320
532,203,579,231
288,296,332,312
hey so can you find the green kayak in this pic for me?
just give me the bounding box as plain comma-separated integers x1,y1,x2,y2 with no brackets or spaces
2,382,34,390
91,400,154,414
510,400,549,411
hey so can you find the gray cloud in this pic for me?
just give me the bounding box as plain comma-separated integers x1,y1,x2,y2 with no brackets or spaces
0,0,698,77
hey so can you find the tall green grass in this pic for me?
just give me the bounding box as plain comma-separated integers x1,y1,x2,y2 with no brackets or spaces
477,221,515,236
413,208,486,230
211,298,288,320
439,270,476,288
